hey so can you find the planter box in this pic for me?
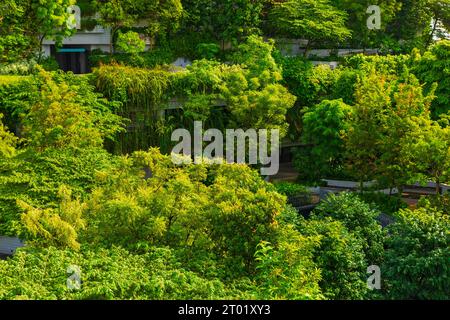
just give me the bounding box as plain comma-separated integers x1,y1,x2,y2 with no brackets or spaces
288,194,312,207
0,236,24,256
323,179,376,189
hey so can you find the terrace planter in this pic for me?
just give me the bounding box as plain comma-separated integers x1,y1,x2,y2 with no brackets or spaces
287,194,313,208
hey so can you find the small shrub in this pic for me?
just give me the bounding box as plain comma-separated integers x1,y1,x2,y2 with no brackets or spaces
274,182,312,207
39,57,60,71
383,207,450,299
0,59,38,75
312,192,385,264
417,193,450,215
358,192,407,215
196,43,220,60
116,31,146,55
297,217,369,300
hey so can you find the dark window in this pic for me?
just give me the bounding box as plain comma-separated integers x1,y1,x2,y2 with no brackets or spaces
51,45,91,74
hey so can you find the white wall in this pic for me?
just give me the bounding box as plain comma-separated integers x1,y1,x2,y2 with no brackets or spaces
42,27,112,56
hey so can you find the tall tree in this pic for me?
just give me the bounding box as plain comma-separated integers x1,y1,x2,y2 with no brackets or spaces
93,0,182,53
269,0,351,56
92,0,138,54
345,71,435,192
426,0,450,45
180,0,267,45
331,0,401,47
387,0,450,48
294,99,353,183
0,0,75,62
401,117,450,194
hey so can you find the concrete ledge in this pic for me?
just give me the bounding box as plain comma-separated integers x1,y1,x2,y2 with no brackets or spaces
323,179,376,189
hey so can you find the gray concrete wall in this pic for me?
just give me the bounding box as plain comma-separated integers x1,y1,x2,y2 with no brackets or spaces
0,237,24,256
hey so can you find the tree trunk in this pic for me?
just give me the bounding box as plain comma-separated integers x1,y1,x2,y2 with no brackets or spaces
109,26,118,55
303,39,311,58
37,34,46,63
436,178,442,195
426,19,439,48
397,186,403,199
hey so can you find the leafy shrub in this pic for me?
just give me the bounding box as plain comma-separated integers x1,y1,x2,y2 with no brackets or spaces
343,53,411,76
0,59,38,75
297,216,369,300
80,149,286,276
196,43,220,60
21,70,124,150
331,67,363,105
116,31,146,55
230,36,282,86
0,70,123,143
0,246,246,300
293,99,352,183
0,113,17,157
312,192,385,264
382,207,450,299
89,48,175,69
358,192,407,215
160,32,218,61
17,185,86,250
0,75,40,133
411,40,450,118
418,193,450,215
39,57,60,72
0,75,28,86
0,34,34,63
0,147,117,236
254,227,323,300
273,182,312,207
276,55,329,108
273,182,309,197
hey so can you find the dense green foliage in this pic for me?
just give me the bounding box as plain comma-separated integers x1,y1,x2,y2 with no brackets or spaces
115,31,146,55
92,0,183,53
0,113,17,157
0,0,449,302
331,0,401,48
358,192,407,215
412,41,450,118
180,0,266,44
269,0,351,55
294,99,352,182
383,206,450,299
312,193,385,264
298,216,368,299
93,36,295,153
0,0,75,62
283,44,450,188
0,246,249,300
